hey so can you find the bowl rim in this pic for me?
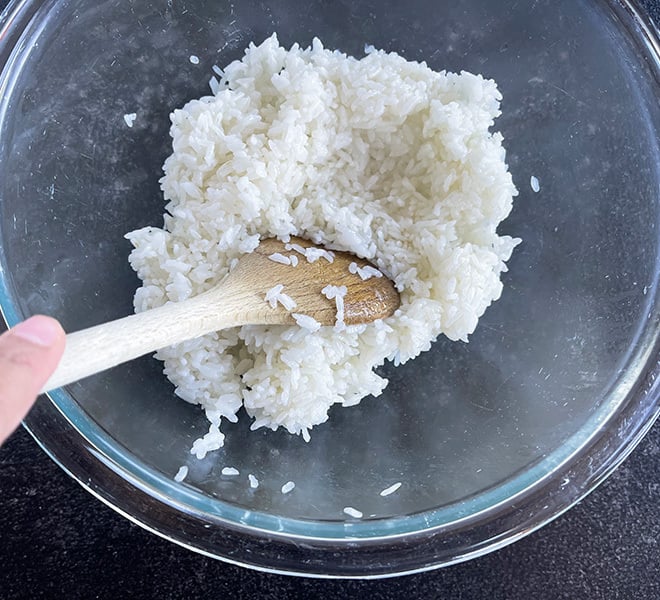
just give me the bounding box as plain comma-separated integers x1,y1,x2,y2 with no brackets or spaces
1,0,659,578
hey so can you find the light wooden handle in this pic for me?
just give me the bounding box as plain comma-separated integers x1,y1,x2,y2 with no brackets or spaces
40,235,402,394
42,292,236,393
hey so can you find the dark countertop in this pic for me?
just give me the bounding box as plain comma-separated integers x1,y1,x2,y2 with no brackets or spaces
2,424,658,599
1,1,659,598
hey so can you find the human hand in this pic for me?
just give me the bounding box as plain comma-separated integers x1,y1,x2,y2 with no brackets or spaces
0,316,65,445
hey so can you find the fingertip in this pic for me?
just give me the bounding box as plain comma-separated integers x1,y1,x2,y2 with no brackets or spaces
11,315,65,348
0,316,65,445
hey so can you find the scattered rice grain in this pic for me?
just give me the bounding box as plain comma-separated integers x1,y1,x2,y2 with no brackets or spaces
174,466,189,482
321,285,347,300
343,506,363,518
379,482,402,497
265,284,285,308
277,292,297,311
268,252,291,265
358,265,383,280
304,247,334,263
281,481,295,494
284,243,307,255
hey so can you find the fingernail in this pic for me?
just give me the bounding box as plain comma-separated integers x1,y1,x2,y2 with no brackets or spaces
11,316,62,347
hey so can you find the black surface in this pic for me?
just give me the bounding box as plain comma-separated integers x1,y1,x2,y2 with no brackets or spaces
1,425,657,599
1,0,660,598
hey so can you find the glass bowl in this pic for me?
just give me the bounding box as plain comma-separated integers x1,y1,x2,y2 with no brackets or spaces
0,0,658,578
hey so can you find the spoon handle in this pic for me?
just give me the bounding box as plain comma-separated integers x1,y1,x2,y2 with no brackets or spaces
41,290,237,393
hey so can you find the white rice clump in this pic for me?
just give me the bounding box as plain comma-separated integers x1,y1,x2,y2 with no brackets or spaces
125,35,519,457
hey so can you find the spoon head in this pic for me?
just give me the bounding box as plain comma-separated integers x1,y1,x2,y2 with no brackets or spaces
234,236,400,327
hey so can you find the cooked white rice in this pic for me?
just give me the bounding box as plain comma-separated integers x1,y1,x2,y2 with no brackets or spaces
174,465,189,482
281,481,296,494
125,34,519,456
343,506,363,518
268,252,291,265
276,291,296,311
285,243,307,255
349,262,383,280
208,76,220,95
321,285,347,300
292,313,322,332
284,242,333,263
321,285,348,329
303,247,334,263
379,482,402,497
263,284,297,311
264,284,284,308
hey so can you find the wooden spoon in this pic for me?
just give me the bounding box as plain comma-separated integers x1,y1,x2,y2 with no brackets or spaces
42,236,400,393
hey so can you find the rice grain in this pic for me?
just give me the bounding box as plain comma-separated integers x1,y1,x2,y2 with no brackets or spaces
281,481,296,494
174,466,189,482
379,482,402,497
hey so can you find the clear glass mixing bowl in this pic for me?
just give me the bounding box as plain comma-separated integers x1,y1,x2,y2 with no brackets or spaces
0,0,658,578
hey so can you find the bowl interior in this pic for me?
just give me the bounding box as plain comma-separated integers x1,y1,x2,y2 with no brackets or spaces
0,0,659,529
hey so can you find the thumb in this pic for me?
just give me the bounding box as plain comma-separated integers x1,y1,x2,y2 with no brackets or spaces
0,315,65,445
